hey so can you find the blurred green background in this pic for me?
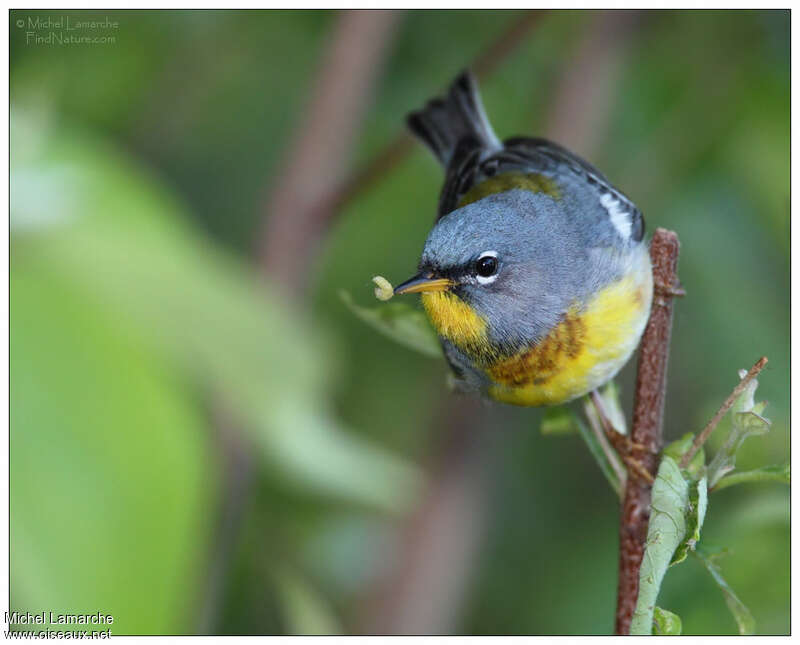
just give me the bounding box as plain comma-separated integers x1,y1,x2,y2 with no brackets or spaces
10,9,789,635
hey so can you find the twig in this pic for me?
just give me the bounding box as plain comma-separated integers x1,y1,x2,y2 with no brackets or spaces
679,356,769,469
614,228,681,635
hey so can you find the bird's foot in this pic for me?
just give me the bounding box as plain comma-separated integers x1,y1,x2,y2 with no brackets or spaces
588,389,656,484
654,278,686,305
603,429,654,484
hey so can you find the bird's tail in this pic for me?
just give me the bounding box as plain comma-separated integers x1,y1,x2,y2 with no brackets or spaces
406,71,501,167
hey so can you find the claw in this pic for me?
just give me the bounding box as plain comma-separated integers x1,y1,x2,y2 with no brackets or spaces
622,455,655,484
654,278,686,303
603,429,655,483
590,389,657,484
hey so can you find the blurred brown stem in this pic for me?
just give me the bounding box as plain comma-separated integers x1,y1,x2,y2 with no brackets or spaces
545,10,642,152
201,11,403,632
614,228,681,635
298,10,547,258
259,9,402,293
359,398,492,635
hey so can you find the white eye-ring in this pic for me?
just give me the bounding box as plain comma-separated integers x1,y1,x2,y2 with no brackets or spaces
475,250,500,285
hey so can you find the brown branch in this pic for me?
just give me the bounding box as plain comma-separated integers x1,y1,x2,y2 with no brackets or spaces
544,10,642,153
615,228,681,635
306,10,547,236
358,398,493,635
200,13,402,631
258,10,402,291
679,356,768,469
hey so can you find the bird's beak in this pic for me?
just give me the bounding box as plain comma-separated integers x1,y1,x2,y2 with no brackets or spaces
394,273,453,295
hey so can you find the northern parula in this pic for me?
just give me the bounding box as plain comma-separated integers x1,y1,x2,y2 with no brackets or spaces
394,72,653,406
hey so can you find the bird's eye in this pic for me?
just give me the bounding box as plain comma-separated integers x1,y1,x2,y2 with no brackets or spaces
475,252,499,283
476,256,497,277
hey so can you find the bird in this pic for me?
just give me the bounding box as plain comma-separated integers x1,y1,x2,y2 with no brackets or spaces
392,71,653,407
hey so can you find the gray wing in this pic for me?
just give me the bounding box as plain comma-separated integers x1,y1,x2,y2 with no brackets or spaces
437,136,645,244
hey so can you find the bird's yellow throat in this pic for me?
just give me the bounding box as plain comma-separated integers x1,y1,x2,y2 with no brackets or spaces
421,290,491,358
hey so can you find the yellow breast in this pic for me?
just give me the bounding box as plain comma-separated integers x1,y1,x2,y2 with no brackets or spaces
489,261,653,406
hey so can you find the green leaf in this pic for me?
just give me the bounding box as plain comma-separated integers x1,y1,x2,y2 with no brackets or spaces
11,262,214,633
733,410,771,436
11,110,421,514
707,370,772,488
663,433,705,480
340,290,443,358
663,433,694,461
695,548,756,635
712,463,790,492
671,477,708,565
574,406,622,497
540,406,578,435
630,457,689,635
652,607,683,635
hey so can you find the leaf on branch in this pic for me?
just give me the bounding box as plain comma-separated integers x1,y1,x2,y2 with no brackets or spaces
630,456,689,635
664,432,705,480
652,606,683,635
540,406,578,436
694,547,756,635
340,290,443,358
706,371,772,488
671,477,708,566
712,463,790,492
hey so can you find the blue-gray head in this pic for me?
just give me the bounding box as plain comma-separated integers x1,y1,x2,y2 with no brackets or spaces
395,189,604,352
